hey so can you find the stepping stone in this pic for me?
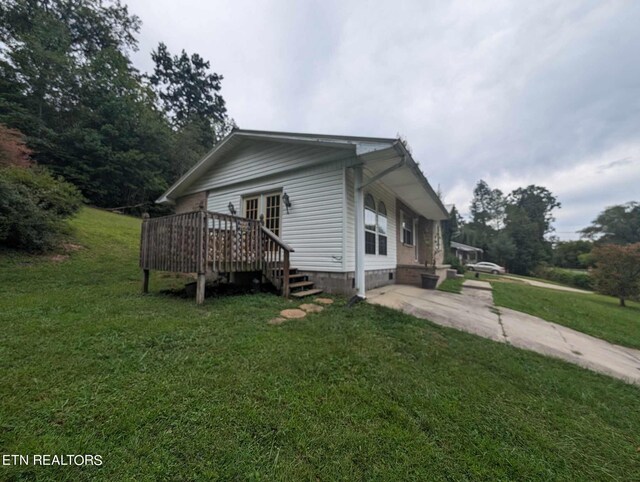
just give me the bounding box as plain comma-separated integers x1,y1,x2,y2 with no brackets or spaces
280,309,307,319
315,298,334,305
300,303,323,313
268,317,286,325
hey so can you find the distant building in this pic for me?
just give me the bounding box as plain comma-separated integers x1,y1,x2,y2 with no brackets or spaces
451,241,483,264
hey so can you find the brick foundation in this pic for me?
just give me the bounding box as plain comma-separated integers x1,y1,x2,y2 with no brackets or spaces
298,269,396,296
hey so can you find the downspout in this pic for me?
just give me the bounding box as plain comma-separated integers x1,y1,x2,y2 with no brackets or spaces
354,165,366,299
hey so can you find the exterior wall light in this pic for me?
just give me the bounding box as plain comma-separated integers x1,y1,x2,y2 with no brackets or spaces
228,202,236,215
282,192,291,214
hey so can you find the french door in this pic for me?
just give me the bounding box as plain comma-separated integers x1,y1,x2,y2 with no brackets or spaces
243,191,282,237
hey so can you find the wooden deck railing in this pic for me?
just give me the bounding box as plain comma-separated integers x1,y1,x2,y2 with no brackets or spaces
140,207,294,302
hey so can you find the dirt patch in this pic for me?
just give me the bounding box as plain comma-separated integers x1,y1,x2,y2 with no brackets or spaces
62,243,84,252
49,254,69,262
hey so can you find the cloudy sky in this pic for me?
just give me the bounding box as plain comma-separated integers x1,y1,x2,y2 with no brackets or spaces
127,0,640,239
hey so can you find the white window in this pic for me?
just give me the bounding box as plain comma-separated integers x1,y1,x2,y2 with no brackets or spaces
364,194,376,255
363,194,388,256
378,201,387,256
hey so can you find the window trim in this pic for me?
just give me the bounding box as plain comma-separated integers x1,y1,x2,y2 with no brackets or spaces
363,193,388,256
364,193,377,255
401,211,415,247
377,200,387,256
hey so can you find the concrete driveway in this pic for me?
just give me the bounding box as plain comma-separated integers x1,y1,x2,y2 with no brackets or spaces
367,282,640,385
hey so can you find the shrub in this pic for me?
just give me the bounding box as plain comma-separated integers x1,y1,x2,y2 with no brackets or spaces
0,166,83,252
591,243,640,307
532,265,593,290
445,254,466,274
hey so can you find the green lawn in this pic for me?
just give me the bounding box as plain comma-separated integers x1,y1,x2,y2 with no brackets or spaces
1,208,639,480
437,277,464,294
492,282,640,350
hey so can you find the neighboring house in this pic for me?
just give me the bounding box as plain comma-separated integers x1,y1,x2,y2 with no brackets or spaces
451,241,483,264
156,129,449,297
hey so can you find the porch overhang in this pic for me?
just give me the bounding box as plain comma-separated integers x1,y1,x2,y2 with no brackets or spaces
358,142,449,221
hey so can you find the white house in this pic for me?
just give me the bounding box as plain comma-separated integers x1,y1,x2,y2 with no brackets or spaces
156,129,449,298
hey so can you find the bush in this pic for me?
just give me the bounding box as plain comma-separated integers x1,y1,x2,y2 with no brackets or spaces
445,254,466,274
0,166,83,252
532,265,593,290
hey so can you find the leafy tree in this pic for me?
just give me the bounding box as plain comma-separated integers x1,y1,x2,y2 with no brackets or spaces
443,204,463,250
507,185,560,238
0,1,231,211
470,180,505,230
580,202,640,244
504,185,560,274
0,127,82,252
487,231,516,268
552,240,593,268
591,243,640,307
150,42,232,149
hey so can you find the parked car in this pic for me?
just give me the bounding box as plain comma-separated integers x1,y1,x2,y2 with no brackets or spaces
466,261,506,274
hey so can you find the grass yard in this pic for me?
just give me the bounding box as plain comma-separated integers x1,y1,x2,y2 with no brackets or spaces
437,277,464,294
492,282,640,350
1,208,639,480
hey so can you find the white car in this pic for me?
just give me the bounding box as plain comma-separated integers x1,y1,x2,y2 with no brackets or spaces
466,261,506,275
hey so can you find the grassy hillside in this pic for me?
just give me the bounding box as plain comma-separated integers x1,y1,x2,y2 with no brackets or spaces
1,208,639,480
493,282,640,350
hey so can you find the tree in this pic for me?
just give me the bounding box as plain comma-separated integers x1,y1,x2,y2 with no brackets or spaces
0,126,82,252
507,185,560,238
580,202,640,244
442,205,463,250
591,243,640,307
470,180,505,230
487,231,516,268
0,1,231,211
552,240,593,268
150,42,232,149
503,185,560,274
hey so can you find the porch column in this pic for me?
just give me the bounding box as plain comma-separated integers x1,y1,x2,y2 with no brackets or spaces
354,165,365,298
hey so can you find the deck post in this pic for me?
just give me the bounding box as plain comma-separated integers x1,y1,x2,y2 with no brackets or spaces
142,269,150,293
196,202,207,305
282,250,290,297
196,273,206,305
141,212,150,293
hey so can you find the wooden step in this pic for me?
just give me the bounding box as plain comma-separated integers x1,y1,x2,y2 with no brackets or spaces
291,288,324,298
288,273,307,281
289,280,315,289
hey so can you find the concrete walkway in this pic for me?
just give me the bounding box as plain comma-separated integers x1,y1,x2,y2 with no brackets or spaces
502,275,591,294
367,282,640,385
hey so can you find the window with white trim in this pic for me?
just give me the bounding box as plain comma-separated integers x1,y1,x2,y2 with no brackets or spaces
364,194,376,255
378,201,387,256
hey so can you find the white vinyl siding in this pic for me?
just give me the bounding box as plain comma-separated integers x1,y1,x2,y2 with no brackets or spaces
207,161,348,272
344,169,397,272
186,140,352,194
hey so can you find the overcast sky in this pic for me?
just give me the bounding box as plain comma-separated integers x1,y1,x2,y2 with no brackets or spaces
127,0,640,239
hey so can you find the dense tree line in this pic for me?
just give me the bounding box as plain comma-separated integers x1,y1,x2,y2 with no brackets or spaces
0,0,233,211
449,180,560,275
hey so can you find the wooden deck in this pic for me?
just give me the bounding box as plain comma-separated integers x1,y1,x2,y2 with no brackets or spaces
139,206,294,303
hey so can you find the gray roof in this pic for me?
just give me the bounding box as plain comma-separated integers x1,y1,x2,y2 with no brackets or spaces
451,241,483,252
